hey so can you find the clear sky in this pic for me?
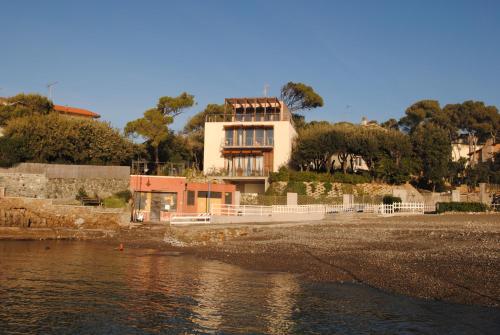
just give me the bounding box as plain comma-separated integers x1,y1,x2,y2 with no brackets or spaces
1,0,499,131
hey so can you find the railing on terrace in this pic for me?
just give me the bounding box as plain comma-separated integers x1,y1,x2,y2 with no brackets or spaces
206,113,285,123
209,168,271,177
222,137,274,148
131,160,189,176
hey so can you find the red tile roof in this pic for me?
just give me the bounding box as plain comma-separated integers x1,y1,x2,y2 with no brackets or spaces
54,104,100,118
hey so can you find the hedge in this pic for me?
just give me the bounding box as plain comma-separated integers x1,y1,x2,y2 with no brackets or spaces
436,202,488,213
382,195,402,204
269,167,370,184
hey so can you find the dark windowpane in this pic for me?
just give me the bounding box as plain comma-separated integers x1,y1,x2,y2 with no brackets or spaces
225,192,232,205
187,190,195,206
197,191,222,199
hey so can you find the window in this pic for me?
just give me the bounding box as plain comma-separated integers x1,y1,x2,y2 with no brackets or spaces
225,192,232,205
187,190,195,206
265,128,274,146
237,128,243,146
255,128,264,145
225,129,233,146
256,156,263,172
245,128,254,146
198,191,222,199
162,192,177,211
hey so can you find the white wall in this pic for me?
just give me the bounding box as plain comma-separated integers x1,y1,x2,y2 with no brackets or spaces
203,122,226,174
273,121,297,171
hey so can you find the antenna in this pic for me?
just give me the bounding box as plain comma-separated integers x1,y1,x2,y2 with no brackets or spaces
263,84,270,97
46,81,58,100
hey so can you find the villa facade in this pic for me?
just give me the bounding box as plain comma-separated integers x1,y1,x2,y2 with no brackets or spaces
203,97,297,194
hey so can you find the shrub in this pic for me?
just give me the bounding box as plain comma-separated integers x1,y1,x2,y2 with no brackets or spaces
382,195,402,204
269,166,290,183
114,190,132,202
75,187,88,201
310,182,318,194
285,181,307,195
103,196,127,208
323,182,332,195
436,202,488,213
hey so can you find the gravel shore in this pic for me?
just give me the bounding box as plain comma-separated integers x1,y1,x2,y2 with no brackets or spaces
149,213,500,307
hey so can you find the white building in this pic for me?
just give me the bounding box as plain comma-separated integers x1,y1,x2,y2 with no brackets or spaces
203,97,297,194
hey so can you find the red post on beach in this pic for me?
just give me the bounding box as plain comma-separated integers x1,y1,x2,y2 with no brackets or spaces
119,243,124,251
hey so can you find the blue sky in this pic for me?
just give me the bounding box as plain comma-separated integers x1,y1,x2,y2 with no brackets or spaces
1,0,499,131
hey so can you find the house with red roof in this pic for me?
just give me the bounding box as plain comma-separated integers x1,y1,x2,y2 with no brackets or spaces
53,105,100,119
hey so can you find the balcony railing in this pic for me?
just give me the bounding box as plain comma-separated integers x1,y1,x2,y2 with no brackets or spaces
222,137,274,148
206,113,287,123
222,168,270,177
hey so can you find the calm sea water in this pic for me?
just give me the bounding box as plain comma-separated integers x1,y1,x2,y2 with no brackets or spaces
0,241,498,335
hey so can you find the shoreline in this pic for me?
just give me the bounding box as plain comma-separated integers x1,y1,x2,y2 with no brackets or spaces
1,213,499,308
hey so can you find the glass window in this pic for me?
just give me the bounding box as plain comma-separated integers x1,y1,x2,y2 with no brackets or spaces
245,128,254,146
255,128,264,145
237,128,243,146
134,192,147,210
246,156,252,175
225,129,233,146
225,192,232,205
163,192,177,211
187,190,195,206
256,156,263,172
265,128,274,146
198,191,222,199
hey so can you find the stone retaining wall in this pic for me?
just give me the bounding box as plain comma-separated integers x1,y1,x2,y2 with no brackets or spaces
0,163,130,200
0,197,128,229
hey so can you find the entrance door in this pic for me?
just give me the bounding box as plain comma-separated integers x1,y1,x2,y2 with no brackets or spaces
197,191,222,213
150,193,163,221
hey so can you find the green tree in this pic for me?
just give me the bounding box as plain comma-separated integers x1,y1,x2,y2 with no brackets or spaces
157,92,195,117
280,82,324,112
125,108,172,170
1,113,138,166
411,123,452,191
380,118,399,131
183,104,224,169
280,82,323,130
0,93,54,125
444,100,500,151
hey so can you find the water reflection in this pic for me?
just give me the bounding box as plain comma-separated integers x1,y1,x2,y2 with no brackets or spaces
0,241,499,335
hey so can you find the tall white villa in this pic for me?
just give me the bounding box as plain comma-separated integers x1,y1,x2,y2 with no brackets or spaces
203,97,297,194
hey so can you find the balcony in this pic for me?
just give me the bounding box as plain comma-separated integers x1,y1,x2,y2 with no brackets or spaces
213,168,270,177
222,137,274,148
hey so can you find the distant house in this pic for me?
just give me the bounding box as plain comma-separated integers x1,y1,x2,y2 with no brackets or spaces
53,105,100,119
468,138,499,166
0,101,100,137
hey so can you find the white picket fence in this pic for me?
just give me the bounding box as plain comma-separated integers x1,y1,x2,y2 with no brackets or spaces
210,202,425,217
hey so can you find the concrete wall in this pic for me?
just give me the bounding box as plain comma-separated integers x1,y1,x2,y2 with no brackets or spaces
211,212,324,224
0,163,130,178
0,163,130,199
203,121,297,174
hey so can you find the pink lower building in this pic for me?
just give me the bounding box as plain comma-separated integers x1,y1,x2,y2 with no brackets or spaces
130,175,236,222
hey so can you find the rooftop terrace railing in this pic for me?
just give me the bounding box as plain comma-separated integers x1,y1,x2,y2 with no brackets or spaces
206,113,289,123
